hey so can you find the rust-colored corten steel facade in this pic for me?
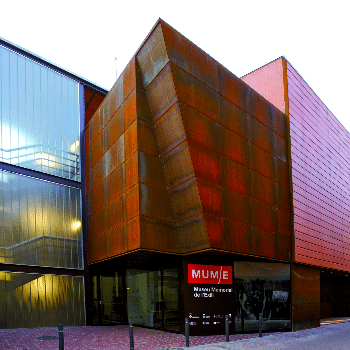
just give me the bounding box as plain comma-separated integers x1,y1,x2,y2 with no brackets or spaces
85,20,291,263
85,19,293,335
86,19,349,334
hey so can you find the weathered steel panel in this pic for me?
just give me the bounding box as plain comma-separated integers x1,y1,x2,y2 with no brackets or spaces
137,119,159,156
222,188,252,226
253,226,276,258
161,21,218,91
108,194,126,230
140,216,180,252
221,157,251,197
125,150,138,189
204,214,224,249
104,106,124,150
250,144,275,180
218,96,251,139
138,151,167,189
223,219,252,254
188,141,220,185
107,163,125,203
220,126,250,167
123,56,136,99
169,178,202,221
125,184,139,221
123,89,137,129
154,103,186,156
105,134,125,178
196,178,222,217
180,102,219,152
85,19,293,263
252,171,275,207
136,24,169,89
126,217,141,251
252,199,276,233
162,142,194,190
250,117,274,154
292,263,320,331
145,63,177,122
171,63,219,122
107,224,127,258
124,121,137,160
275,157,289,188
217,64,249,113
176,214,209,252
139,183,174,222
247,90,273,130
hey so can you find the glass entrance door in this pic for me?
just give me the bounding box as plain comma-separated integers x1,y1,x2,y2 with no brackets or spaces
163,268,180,332
92,266,180,331
92,272,125,325
126,269,162,328
126,268,180,332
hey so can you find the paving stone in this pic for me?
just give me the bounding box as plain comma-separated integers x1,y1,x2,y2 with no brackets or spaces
0,319,347,350
0,326,255,350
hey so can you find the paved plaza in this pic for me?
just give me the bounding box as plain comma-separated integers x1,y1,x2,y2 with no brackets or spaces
189,318,350,350
0,318,349,350
0,326,255,350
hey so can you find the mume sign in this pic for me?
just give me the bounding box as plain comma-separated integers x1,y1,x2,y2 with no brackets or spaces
185,264,234,335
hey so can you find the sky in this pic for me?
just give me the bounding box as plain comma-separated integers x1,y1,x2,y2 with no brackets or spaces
0,0,349,131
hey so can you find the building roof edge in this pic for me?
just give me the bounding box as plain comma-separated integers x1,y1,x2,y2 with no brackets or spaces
0,36,108,95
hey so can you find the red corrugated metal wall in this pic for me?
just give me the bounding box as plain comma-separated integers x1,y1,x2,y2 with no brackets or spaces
288,63,350,271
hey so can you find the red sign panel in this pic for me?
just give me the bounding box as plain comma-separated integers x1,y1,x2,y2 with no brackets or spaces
188,264,232,284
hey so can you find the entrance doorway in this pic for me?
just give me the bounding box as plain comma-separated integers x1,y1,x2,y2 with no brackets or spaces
321,270,350,318
92,267,180,332
92,271,125,325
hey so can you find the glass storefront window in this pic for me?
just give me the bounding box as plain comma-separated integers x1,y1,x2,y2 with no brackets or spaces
126,269,162,328
163,268,180,332
0,170,83,269
234,261,291,332
92,267,180,331
0,45,80,181
0,271,85,329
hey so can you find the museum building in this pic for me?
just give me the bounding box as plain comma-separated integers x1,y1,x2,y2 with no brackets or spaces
1,19,350,334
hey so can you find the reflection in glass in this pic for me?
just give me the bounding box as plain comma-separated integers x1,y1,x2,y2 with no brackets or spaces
126,268,180,331
126,269,162,328
163,268,180,332
0,45,80,181
0,271,85,328
100,272,124,325
0,170,82,269
234,261,291,332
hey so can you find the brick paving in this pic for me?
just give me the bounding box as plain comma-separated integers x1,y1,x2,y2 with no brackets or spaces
0,326,256,350
188,320,350,349
1,318,347,350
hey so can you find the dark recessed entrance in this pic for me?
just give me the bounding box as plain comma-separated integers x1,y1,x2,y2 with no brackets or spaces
90,252,181,332
321,270,350,318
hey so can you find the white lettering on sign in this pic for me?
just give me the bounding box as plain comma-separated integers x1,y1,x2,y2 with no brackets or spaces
188,264,232,284
192,270,200,279
211,271,218,279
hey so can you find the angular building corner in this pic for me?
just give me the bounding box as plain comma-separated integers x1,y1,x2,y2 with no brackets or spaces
86,19,295,335
86,19,292,263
